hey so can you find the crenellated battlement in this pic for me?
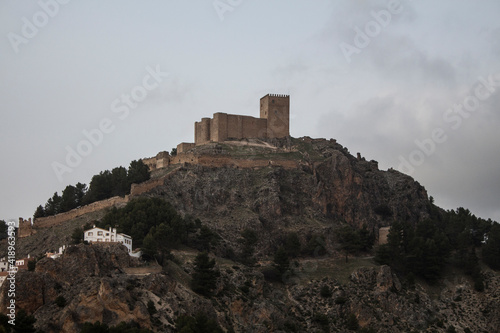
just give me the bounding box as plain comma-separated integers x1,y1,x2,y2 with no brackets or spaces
263,93,289,98
18,217,34,238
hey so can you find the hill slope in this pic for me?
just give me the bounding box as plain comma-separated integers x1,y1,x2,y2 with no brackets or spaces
145,137,430,254
2,137,498,332
2,243,499,332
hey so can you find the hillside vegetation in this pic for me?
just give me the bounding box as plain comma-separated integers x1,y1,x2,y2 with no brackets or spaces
33,159,150,219
1,137,499,332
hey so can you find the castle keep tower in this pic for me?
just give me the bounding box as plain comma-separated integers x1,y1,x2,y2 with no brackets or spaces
260,94,290,139
184,94,290,152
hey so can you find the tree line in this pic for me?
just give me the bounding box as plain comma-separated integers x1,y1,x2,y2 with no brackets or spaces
376,206,500,286
95,197,219,266
34,160,150,218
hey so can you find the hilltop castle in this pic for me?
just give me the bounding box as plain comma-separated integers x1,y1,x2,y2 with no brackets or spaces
177,94,290,152
20,94,293,237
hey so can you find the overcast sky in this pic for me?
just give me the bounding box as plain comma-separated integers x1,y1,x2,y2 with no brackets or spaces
1,0,499,224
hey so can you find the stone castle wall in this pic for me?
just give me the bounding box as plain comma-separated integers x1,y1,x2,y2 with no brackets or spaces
130,178,165,196
195,114,268,145
20,150,300,237
144,150,300,171
177,142,195,153
143,151,170,170
31,196,130,230
260,94,290,138
196,156,299,169
31,176,173,231
378,226,390,245
192,94,290,147
18,218,34,238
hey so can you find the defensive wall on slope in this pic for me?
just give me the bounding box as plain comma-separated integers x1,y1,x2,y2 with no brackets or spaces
129,177,165,196
21,178,170,236
196,156,299,169
25,196,130,234
144,150,300,171
20,151,301,237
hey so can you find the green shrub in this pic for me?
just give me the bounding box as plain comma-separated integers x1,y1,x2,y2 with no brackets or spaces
239,229,258,266
374,204,392,217
284,232,301,258
446,325,457,333
262,266,282,282
303,235,327,256
345,313,359,331
406,272,416,288
320,285,332,298
274,246,290,275
312,313,329,331
335,296,347,305
27,260,36,272
191,252,219,297
283,320,299,332
147,300,156,315
175,313,223,333
81,321,153,333
55,295,66,307
473,276,485,292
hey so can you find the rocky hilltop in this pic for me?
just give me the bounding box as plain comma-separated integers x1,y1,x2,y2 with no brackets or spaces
1,137,498,332
6,137,430,259
146,137,429,252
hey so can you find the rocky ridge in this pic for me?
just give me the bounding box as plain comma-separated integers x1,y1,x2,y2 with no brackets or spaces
2,243,499,332
2,137,498,332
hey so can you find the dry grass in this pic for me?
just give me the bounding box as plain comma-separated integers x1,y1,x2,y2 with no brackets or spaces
293,256,378,285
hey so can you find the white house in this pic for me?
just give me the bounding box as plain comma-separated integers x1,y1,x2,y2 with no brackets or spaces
84,226,133,253
46,245,67,259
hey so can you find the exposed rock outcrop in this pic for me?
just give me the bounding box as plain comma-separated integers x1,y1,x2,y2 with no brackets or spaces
2,232,500,332
4,137,497,332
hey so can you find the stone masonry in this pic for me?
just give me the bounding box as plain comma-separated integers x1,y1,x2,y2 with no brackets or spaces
186,94,290,151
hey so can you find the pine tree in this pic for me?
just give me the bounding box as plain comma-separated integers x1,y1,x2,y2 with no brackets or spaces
191,252,218,297
44,192,62,215
127,159,150,186
483,223,500,270
274,246,290,274
60,185,78,212
34,205,45,219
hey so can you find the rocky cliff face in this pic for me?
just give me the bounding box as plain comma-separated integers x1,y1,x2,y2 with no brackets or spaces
144,137,429,253
0,244,152,332
4,137,497,332
2,243,499,332
3,137,430,259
